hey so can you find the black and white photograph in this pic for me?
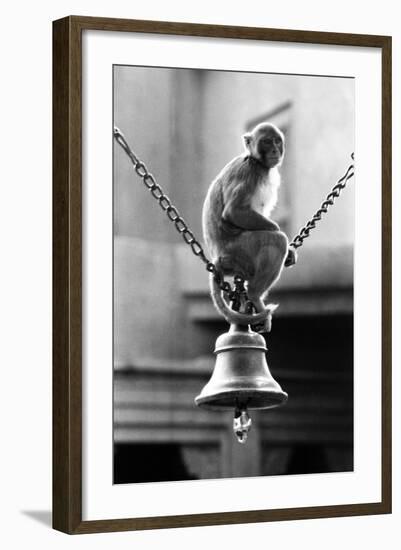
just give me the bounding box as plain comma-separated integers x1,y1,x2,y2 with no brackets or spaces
0,0,397,545
112,65,355,485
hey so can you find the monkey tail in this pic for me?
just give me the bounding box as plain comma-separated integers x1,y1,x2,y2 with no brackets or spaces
209,274,278,326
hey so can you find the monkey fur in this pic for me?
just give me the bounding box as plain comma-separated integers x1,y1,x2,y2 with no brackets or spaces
202,122,296,332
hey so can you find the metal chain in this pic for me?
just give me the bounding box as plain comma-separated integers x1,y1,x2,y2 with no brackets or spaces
113,127,240,300
289,153,355,250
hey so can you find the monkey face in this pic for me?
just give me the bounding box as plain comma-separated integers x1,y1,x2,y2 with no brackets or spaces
256,129,284,168
244,123,285,168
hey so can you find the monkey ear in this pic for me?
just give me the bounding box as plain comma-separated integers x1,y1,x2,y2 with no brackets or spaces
243,133,252,148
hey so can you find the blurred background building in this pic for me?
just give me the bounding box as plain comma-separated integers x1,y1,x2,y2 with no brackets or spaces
113,66,354,483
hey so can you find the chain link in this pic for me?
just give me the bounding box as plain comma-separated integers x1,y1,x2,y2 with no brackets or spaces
289,153,355,249
113,127,239,300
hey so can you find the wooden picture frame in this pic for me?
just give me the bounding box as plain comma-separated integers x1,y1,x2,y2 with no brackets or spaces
53,15,392,534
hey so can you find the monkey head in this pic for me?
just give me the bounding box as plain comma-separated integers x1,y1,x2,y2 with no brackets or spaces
243,122,285,169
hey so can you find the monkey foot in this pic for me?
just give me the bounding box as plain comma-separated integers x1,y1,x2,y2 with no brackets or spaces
251,315,272,333
249,303,277,333
251,322,266,334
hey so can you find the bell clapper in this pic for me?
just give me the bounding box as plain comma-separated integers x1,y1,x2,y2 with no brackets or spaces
233,405,252,444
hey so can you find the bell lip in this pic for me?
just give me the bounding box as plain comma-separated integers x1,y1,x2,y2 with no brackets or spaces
195,389,288,411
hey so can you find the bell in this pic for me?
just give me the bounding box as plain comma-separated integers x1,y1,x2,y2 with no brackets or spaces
195,323,288,443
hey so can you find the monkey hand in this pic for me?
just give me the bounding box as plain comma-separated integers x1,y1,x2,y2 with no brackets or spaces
284,247,297,268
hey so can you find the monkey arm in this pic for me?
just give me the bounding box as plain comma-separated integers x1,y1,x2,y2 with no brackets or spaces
223,205,280,231
222,182,280,232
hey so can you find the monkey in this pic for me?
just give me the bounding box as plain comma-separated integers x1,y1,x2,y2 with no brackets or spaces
202,122,297,332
